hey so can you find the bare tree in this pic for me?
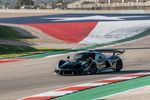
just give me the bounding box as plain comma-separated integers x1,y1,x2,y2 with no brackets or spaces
16,0,34,6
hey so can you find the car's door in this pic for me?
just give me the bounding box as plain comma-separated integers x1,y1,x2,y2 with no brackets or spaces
95,53,106,68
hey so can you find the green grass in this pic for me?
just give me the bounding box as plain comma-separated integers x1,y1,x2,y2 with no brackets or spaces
0,25,67,59
0,45,66,59
0,45,37,54
0,25,32,40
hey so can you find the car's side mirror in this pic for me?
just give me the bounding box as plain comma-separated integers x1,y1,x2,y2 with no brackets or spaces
67,56,70,60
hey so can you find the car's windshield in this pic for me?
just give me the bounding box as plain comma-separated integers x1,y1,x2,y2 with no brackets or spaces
74,53,95,61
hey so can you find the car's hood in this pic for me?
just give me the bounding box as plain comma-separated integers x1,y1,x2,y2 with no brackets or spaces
59,60,86,69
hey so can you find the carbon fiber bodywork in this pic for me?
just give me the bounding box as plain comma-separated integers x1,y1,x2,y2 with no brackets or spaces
54,49,124,75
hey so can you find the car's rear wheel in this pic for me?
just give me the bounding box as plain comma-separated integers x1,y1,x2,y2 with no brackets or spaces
115,59,123,72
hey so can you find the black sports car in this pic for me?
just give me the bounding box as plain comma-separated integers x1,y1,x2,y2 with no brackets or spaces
54,49,125,75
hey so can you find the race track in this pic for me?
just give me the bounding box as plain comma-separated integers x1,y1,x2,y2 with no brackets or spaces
0,12,150,100
1,36,150,100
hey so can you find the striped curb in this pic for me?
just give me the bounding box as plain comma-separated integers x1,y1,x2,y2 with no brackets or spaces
0,59,24,64
19,71,150,100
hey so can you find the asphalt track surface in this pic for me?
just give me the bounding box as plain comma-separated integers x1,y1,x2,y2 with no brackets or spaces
1,36,150,100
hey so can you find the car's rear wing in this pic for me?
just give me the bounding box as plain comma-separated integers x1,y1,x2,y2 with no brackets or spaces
89,49,125,56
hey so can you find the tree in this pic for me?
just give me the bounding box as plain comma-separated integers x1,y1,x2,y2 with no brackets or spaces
0,0,3,5
57,0,64,3
16,0,34,6
4,1,10,7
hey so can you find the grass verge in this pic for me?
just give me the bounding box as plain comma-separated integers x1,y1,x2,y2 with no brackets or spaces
0,45,66,59
0,25,67,59
0,25,32,40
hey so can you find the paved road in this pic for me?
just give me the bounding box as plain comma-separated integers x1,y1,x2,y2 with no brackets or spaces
1,36,150,100
0,12,150,100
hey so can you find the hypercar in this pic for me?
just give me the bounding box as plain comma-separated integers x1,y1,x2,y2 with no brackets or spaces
54,49,125,75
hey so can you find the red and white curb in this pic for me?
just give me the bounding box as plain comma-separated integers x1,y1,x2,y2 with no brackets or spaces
19,71,150,100
0,59,24,64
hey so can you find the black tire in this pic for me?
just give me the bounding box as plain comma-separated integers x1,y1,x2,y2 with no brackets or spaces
105,61,111,68
115,59,123,72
